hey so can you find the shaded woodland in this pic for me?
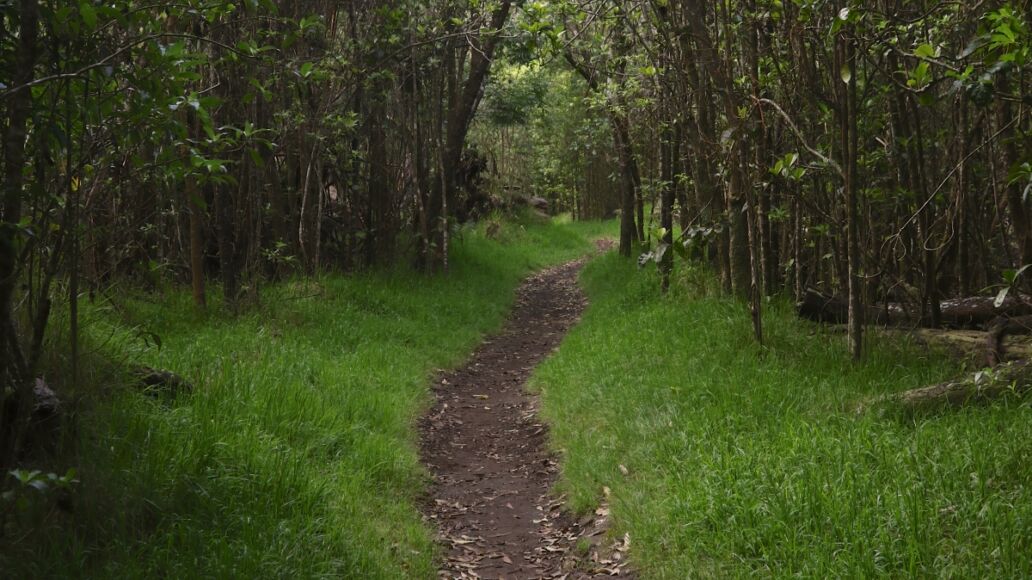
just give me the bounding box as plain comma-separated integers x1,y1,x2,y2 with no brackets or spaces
1,0,1030,491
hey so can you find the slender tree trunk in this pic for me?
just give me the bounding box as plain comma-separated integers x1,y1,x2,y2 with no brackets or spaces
186,111,206,308
748,0,774,296
612,114,638,258
0,0,39,466
686,1,749,295
427,0,513,271
660,121,674,292
215,184,239,311
839,21,863,360
956,96,971,295
367,88,393,267
635,174,646,242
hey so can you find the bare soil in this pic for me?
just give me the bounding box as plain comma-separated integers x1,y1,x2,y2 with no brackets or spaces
420,249,632,579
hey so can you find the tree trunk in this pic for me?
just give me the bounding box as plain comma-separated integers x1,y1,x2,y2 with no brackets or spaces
186,111,206,308
612,114,639,258
215,184,239,311
686,1,749,296
839,20,863,360
660,122,674,292
997,74,1032,269
0,0,39,466
426,0,513,271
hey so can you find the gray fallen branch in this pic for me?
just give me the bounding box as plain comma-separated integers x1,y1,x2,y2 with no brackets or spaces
866,360,1032,413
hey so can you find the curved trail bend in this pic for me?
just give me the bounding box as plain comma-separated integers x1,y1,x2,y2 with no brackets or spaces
420,250,631,580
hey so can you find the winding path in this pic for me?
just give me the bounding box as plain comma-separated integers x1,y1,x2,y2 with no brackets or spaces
420,250,632,580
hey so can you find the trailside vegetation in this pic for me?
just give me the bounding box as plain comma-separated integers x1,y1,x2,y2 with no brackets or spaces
532,255,1032,577
0,0,527,466
1,0,1032,576
0,213,614,576
544,0,1031,359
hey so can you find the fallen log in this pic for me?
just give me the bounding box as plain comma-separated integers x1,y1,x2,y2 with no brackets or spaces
988,315,1032,366
795,288,900,325
940,297,1032,328
131,366,193,397
868,360,1032,413
797,288,1032,330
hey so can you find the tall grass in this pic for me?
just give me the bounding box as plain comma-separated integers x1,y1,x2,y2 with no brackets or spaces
532,255,1032,578
1,213,616,578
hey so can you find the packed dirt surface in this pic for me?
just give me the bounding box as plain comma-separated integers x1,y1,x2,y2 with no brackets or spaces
420,247,631,579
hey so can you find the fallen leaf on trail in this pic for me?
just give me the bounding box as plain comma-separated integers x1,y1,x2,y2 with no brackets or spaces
473,394,489,400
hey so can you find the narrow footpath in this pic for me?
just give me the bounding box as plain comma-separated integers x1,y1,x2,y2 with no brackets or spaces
420,246,633,580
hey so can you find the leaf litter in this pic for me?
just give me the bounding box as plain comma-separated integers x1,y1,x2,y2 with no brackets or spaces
420,252,633,579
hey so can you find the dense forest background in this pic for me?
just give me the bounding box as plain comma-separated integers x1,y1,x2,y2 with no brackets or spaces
0,0,1030,558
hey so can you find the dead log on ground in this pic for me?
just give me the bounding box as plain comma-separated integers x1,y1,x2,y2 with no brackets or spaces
939,297,1032,328
988,315,1032,366
868,360,1032,413
795,288,899,325
132,366,193,397
797,288,1032,330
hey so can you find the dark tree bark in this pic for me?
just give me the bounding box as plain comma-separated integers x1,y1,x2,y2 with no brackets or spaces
186,111,206,308
997,74,1032,270
660,122,675,292
0,0,39,466
685,1,749,296
837,17,863,360
366,95,392,267
425,0,513,271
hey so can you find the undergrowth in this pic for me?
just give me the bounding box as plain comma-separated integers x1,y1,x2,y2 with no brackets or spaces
532,255,1032,578
0,212,616,578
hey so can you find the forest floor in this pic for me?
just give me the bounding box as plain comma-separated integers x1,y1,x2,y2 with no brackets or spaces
421,240,632,579
7,213,1031,578
531,254,1032,578
0,213,618,578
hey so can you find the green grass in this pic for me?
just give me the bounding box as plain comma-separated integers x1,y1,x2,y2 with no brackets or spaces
532,255,1032,578
1,212,616,578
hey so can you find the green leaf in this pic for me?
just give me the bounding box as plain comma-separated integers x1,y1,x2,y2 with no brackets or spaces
914,43,938,59
1003,264,1031,285
79,2,97,30
840,63,852,84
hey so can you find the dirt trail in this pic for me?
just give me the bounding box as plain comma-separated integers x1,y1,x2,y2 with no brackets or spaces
420,248,631,580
